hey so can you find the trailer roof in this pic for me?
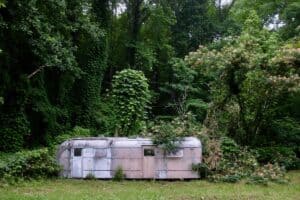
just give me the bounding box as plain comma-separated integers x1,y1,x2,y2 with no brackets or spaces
60,137,201,148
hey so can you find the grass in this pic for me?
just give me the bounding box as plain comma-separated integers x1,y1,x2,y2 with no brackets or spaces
0,171,300,200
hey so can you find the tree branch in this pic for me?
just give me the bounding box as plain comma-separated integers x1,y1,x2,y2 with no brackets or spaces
27,65,46,79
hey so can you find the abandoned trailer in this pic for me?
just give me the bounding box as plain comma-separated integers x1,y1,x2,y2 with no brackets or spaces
57,137,202,179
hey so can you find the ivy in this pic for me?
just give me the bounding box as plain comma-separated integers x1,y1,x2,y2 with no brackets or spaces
111,69,151,136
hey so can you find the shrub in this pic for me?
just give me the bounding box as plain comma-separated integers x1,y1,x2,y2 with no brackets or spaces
50,126,91,146
220,137,240,159
247,163,287,185
151,121,182,154
201,137,289,184
202,138,222,170
113,166,125,181
255,147,300,170
208,147,258,183
151,113,202,154
0,148,60,183
85,173,96,180
192,163,210,179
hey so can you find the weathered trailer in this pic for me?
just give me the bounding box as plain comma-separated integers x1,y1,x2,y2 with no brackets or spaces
57,137,201,179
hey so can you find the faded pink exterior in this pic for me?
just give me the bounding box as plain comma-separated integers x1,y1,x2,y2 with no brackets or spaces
57,137,201,179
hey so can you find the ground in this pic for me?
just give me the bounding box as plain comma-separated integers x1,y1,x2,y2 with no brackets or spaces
1,171,300,200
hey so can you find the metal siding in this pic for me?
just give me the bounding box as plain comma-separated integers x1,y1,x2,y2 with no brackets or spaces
111,158,142,171
58,137,202,179
93,158,113,171
111,148,142,158
143,146,156,178
71,157,82,178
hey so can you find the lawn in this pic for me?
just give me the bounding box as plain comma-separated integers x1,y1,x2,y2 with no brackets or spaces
1,171,300,200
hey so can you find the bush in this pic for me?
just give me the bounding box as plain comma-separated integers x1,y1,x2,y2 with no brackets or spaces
151,113,202,154
49,126,91,146
85,173,96,180
247,163,287,185
221,137,240,159
201,137,289,184
151,121,182,154
202,138,222,170
0,149,60,183
208,148,258,183
255,147,300,170
192,163,210,179
113,166,125,181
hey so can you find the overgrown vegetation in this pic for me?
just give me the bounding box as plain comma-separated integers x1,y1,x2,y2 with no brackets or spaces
113,166,125,182
111,69,151,136
0,149,60,184
0,0,299,186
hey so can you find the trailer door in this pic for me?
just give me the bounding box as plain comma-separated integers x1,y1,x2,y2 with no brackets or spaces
143,146,156,178
71,148,82,178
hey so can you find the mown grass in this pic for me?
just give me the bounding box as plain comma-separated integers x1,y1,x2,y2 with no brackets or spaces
1,171,300,200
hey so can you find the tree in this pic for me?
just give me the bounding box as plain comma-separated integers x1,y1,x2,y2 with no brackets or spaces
186,11,300,145
169,0,216,57
0,0,107,149
230,0,300,39
71,0,109,128
125,0,148,67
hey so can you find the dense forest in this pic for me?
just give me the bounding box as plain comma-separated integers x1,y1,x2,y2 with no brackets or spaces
0,0,300,183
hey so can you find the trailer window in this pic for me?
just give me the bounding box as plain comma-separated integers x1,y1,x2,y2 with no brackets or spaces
144,149,155,156
74,148,82,157
167,149,183,158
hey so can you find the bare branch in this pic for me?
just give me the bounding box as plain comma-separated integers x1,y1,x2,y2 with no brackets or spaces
27,65,46,79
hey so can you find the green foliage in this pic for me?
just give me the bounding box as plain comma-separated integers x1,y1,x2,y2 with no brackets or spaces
50,126,91,146
206,141,288,184
95,99,118,136
0,112,30,152
0,149,60,184
111,69,151,135
192,163,209,179
220,137,240,159
0,1,299,187
170,0,216,56
85,173,96,180
0,0,108,148
186,12,300,146
230,0,300,39
201,137,222,171
150,121,182,154
72,0,108,128
247,163,287,185
136,3,176,72
151,113,201,153
160,58,209,121
200,136,288,184
255,147,300,170
113,166,125,182
210,147,258,182
0,0,5,8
